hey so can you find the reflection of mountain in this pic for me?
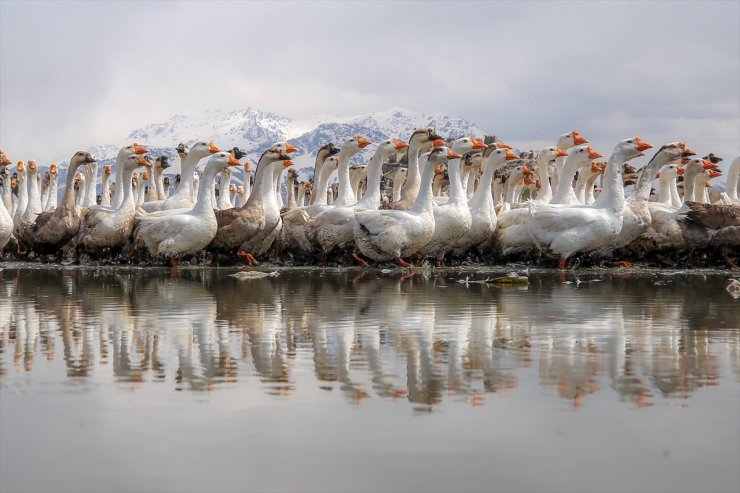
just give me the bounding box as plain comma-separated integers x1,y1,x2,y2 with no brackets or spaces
0,268,738,411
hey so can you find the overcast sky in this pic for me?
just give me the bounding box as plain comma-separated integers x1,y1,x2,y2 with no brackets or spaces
1,0,738,170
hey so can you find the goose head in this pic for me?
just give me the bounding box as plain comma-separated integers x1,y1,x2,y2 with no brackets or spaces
229,147,248,160
557,130,589,149
206,151,243,173
566,145,605,169
322,156,340,173
188,141,222,160
651,141,696,165
610,137,653,165
176,143,189,157
103,164,112,177
694,168,723,189
122,154,148,172
244,160,254,175
655,163,680,180
683,158,717,179
49,163,58,175
450,136,488,155
69,151,97,169
1,153,11,166
287,168,299,180
374,138,408,161
538,146,569,166
427,145,461,167
117,143,148,163
156,155,171,170
16,161,25,174
483,146,519,169
340,134,372,156
409,128,443,152
28,160,38,172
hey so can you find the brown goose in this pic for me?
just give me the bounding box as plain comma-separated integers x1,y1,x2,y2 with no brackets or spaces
17,151,97,256
683,201,740,268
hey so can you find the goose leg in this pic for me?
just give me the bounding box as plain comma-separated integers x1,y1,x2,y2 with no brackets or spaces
237,251,258,266
394,257,413,268
351,252,369,268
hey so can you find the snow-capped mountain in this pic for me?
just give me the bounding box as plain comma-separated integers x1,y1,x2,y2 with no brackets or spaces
52,107,488,193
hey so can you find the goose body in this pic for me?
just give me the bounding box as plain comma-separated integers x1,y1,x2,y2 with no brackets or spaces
526,137,653,266
22,160,44,224
0,153,13,248
353,146,459,265
76,155,148,256
134,152,241,260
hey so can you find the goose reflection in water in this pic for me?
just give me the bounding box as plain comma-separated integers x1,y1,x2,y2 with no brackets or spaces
0,267,738,411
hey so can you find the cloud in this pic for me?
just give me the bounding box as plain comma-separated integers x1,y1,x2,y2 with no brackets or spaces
1,0,738,167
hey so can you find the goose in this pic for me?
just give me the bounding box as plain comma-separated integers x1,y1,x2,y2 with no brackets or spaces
242,160,253,203
207,145,295,263
0,154,14,249
153,156,170,200
75,172,86,211
594,142,694,261
133,151,242,263
40,170,51,213
308,144,340,205
331,135,373,207
75,154,148,258
1,153,12,213
228,183,237,208
11,161,27,226
283,168,300,211
550,146,604,205
463,151,484,200
100,165,113,207
138,141,220,213
551,130,590,193
349,165,368,202
16,151,97,256
694,168,723,204
296,180,311,207
452,146,519,257
307,138,409,263
653,163,684,207
392,128,442,209
81,157,99,207
99,143,149,212
526,136,654,269
235,185,246,207
22,160,44,224
144,169,159,202
353,145,460,266
724,156,739,203
419,137,487,265
391,167,408,203
217,166,234,210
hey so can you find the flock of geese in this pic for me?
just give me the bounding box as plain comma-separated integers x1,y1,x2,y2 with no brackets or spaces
0,129,738,269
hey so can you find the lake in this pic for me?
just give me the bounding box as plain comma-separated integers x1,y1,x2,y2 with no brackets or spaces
1,265,738,493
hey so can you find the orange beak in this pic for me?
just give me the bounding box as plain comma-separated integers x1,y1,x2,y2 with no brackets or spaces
505,149,518,160
681,156,690,164
393,138,409,150
228,155,241,166
209,142,222,154
523,177,534,186
702,159,718,169
587,147,604,159
522,165,534,176
591,162,601,173
283,159,294,167
471,137,487,150
75,173,82,181
496,142,513,150
357,135,372,148
708,169,722,178
677,166,685,175
447,149,462,159
133,143,148,155
679,142,696,156
142,171,150,180
434,164,443,175
137,156,147,165
306,182,313,190
572,131,589,145
635,136,653,152
433,139,446,147
285,143,299,153
555,147,569,158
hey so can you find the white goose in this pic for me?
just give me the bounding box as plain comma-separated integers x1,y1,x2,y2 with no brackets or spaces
452,146,519,257
551,130,590,194
153,156,171,200
575,161,605,205
100,165,113,207
392,128,441,209
353,145,460,266
138,141,221,213
12,161,28,226
654,163,684,207
111,143,148,209
133,151,241,263
75,154,148,257
526,136,654,269
22,160,44,224
420,137,487,265
81,158,99,207
0,153,14,249
1,153,13,213
308,138,409,262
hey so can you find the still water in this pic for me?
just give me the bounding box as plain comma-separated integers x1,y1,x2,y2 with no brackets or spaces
0,265,738,493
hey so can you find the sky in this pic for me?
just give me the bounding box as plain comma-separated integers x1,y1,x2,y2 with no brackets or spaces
1,0,738,173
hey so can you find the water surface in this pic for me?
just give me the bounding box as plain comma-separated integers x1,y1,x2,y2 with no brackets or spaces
1,265,738,493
